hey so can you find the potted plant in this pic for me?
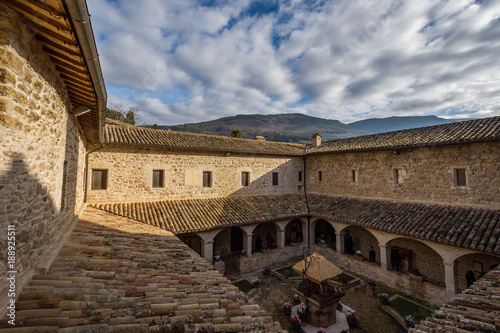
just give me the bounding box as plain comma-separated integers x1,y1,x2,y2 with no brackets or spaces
319,239,327,248
290,238,298,246
283,269,290,279
404,314,416,328
354,250,363,261
377,293,389,305
214,255,221,262
261,242,269,253
340,274,348,286
409,268,424,282
293,294,301,305
283,301,292,316
347,313,359,328
262,267,272,284
317,328,326,333
240,249,246,257
290,316,301,332
252,278,260,287
365,279,376,296
297,304,309,322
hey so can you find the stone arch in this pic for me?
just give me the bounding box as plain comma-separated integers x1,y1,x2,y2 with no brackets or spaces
213,226,245,257
313,219,336,249
387,237,445,286
284,219,305,246
178,233,203,256
340,226,379,262
455,252,500,292
252,222,277,252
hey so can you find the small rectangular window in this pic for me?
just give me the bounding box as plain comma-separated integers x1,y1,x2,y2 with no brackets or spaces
394,169,403,184
298,171,302,182
318,171,323,182
203,171,212,187
241,172,249,186
91,169,107,190
153,170,164,188
456,169,466,186
352,170,357,183
272,172,279,186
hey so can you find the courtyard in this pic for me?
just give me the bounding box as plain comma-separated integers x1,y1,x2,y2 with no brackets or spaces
229,256,437,332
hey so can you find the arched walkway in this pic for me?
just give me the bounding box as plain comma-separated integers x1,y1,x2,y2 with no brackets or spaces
252,222,277,252
285,219,305,246
387,238,445,286
178,233,203,256
313,219,336,249
455,253,500,292
340,226,379,263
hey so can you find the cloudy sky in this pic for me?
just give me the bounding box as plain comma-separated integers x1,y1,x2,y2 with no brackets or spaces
87,0,500,125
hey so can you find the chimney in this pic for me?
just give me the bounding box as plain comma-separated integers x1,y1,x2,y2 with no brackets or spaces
312,133,321,146
255,136,266,141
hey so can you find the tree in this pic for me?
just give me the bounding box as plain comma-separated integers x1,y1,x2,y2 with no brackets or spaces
106,104,140,125
231,130,242,138
152,124,158,129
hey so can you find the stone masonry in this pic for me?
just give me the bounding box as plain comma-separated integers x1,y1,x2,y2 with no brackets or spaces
0,4,87,314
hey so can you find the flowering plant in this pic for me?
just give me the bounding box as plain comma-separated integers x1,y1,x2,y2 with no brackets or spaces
377,293,389,305
409,268,423,276
366,279,376,286
283,302,292,316
404,314,416,328
347,313,359,327
263,267,271,276
252,278,260,286
297,304,308,317
340,275,348,283
293,294,300,305
355,250,362,257
290,316,301,330
262,242,269,249
240,250,246,256
317,328,326,333
283,269,290,277
320,239,326,245
214,255,221,262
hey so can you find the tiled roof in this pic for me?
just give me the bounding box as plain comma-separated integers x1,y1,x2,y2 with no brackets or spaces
0,208,281,332
104,120,305,156
309,194,500,254
92,194,500,254
91,194,308,234
307,117,500,154
410,266,500,333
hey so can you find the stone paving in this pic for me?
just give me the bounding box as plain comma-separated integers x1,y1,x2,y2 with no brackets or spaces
0,207,283,332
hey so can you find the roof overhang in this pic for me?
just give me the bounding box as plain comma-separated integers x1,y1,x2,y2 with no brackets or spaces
2,0,106,144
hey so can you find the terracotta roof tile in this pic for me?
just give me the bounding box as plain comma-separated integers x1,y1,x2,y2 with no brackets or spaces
0,208,281,331
307,117,500,154
91,194,500,255
105,120,305,155
410,266,500,333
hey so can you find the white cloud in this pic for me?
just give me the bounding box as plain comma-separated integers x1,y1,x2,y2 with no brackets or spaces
87,0,500,125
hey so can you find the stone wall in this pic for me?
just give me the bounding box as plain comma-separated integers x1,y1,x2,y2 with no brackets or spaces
0,5,86,314
238,245,306,273
342,226,380,264
87,145,303,202
456,253,500,292
306,143,500,208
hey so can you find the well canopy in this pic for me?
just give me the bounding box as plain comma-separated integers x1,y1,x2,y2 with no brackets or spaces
293,252,343,285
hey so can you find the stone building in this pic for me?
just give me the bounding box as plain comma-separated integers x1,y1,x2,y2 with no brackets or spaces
1,0,499,331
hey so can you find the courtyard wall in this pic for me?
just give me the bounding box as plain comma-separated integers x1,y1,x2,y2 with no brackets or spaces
87,145,304,202
306,143,500,208
0,4,86,313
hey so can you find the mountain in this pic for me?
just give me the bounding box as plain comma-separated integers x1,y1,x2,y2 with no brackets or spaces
348,116,474,134
149,113,369,143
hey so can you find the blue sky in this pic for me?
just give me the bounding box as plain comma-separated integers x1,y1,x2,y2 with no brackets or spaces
88,0,500,125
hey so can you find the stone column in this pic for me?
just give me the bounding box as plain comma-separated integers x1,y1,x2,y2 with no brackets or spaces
444,261,458,298
277,229,285,249
243,233,253,259
336,233,342,253
202,240,214,264
302,219,309,248
379,244,390,270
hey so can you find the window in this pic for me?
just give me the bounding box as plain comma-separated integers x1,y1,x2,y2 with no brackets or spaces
394,169,403,184
241,172,249,186
272,172,279,186
152,170,164,188
455,169,466,186
318,171,323,182
60,161,68,210
91,169,107,190
351,170,358,183
203,171,212,187
298,171,302,182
